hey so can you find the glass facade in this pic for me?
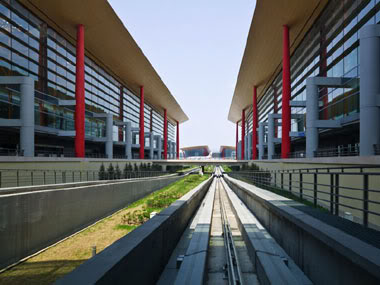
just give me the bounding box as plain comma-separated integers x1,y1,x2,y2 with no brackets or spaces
0,0,176,156
244,0,380,152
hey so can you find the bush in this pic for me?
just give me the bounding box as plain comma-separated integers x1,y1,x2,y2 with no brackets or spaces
134,163,139,172
99,163,106,180
115,164,121,179
107,163,115,179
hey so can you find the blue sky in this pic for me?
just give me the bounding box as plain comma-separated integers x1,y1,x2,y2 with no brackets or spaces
109,0,255,152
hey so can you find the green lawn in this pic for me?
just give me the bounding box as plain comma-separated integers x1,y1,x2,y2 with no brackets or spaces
0,173,210,285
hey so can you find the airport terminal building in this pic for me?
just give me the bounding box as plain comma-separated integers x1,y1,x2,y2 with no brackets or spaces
0,0,187,159
181,145,210,158
230,0,380,160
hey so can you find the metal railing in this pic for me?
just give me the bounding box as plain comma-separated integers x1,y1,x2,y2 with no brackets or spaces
0,169,170,189
314,145,359,157
228,165,380,229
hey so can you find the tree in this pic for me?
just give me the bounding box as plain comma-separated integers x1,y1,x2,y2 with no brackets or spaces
107,163,115,180
115,164,121,179
99,163,106,180
123,163,128,179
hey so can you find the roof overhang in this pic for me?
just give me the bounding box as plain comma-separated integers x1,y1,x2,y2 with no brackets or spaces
21,0,188,124
219,145,235,152
228,0,328,123
181,145,210,151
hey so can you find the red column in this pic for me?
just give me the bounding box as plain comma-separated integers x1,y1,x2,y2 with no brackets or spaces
163,109,168,159
252,86,258,160
281,25,291,159
139,86,144,159
75,24,85,158
176,121,179,159
235,122,238,159
241,109,245,160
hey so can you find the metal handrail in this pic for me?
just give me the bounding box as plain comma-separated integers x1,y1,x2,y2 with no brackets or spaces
0,169,170,189
228,165,380,228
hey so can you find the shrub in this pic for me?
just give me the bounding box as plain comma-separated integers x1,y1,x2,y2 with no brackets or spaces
99,163,106,180
107,163,115,180
115,164,121,179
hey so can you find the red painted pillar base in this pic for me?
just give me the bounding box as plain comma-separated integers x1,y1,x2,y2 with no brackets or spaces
75,24,85,158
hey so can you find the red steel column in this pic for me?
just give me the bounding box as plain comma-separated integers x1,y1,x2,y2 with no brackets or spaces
75,24,85,158
281,25,291,159
252,86,258,160
176,121,179,159
235,122,238,159
139,86,144,159
241,109,245,160
164,109,168,159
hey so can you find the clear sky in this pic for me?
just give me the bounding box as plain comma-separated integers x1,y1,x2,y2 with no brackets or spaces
108,0,255,152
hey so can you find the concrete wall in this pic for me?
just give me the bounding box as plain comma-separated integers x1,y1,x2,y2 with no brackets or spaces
0,175,182,270
55,177,214,285
249,159,380,229
225,175,380,285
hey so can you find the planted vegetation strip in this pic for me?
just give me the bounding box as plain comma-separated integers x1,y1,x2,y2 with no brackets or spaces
0,174,209,285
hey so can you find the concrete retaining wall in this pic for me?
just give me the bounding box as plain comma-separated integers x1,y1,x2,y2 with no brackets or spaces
55,177,213,285
249,160,380,229
0,175,182,270
224,175,380,285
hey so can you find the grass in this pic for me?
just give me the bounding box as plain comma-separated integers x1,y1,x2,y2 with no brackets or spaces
0,174,210,285
222,165,232,172
204,165,215,172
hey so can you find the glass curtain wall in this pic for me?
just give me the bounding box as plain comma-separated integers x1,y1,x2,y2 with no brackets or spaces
247,0,380,150
0,0,169,154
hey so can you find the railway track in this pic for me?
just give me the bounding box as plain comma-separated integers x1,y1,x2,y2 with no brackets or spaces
158,167,311,285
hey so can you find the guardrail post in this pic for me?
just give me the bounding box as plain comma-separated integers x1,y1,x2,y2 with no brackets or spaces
363,174,369,227
289,173,292,193
314,173,317,207
335,174,340,216
72,171,74,182
281,173,284,189
80,171,82,182
43,171,46,185
300,172,303,200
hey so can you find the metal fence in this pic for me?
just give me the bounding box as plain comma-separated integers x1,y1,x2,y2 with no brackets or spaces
0,169,170,189
228,166,380,229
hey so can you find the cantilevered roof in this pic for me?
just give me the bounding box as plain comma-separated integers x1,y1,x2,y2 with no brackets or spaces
228,0,328,123
219,145,235,152
181,145,210,151
21,0,188,123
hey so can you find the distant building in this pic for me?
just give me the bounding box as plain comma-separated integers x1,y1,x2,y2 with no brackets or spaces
181,145,210,158
219,146,235,159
